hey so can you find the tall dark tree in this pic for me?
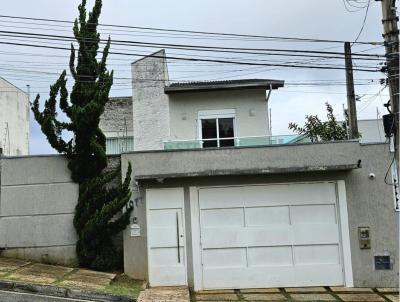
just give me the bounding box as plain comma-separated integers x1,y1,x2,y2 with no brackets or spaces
32,0,133,270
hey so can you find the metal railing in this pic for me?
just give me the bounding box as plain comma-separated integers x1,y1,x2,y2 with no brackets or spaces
106,136,134,154
163,134,304,150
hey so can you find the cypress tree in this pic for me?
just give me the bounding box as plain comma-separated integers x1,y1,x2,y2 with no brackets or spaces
32,0,133,270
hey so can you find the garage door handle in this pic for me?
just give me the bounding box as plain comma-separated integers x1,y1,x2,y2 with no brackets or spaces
176,212,181,263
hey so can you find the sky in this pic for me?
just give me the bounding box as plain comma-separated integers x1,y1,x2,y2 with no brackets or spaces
0,0,389,154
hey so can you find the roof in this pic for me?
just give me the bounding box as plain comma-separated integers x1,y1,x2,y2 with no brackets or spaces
0,76,28,95
164,79,284,94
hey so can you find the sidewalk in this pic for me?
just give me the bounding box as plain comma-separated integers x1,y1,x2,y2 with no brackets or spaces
0,257,143,301
194,287,399,302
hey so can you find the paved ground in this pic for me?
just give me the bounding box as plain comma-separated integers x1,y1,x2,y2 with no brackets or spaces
193,287,399,302
138,287,190,302
0,257,116,291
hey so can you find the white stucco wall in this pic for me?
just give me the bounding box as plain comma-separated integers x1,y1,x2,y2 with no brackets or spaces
0,77,29,156
168,89,270,141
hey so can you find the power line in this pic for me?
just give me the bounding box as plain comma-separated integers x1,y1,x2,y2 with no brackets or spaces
0,40,381,72
0,30,385,58
0,14,383,45
352,0,372,44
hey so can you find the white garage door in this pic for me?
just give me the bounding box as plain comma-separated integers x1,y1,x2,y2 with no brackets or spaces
198,182,345,289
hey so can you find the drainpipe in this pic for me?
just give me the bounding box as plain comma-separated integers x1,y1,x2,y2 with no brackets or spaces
266,84,273,135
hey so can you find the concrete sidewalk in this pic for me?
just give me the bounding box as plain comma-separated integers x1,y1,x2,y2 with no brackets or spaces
0,257,140,301
0,257,116,291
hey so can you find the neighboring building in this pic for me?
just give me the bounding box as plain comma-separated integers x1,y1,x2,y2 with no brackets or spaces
100,96,134,155
0,77,29,156
357,119,386,144
100,50,397,290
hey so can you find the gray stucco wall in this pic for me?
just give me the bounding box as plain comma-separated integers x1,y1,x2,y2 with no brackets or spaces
0,155,78,265
122,143,398,287
168,89,270,141
99,97,133,137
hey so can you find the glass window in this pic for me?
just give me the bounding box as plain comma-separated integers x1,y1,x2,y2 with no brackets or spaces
200,117,235,148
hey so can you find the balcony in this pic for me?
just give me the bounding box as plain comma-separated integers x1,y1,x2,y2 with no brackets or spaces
163,135,305,150
106,136,134,155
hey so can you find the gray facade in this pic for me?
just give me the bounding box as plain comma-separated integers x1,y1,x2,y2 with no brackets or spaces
122,142,398,288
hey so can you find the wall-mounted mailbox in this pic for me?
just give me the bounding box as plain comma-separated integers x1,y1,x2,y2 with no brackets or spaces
130,223,141,237
358,226,371,249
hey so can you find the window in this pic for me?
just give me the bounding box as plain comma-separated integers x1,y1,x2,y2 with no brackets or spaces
198,110,236,148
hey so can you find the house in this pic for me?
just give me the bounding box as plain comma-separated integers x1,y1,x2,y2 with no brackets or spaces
100,50,398,290
99,96,134,155
0,77,29,156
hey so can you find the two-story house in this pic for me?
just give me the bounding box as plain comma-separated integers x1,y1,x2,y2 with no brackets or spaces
101,50,398,291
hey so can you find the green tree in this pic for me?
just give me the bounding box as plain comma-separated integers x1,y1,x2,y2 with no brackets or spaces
288,102,349,142
32,0,133,270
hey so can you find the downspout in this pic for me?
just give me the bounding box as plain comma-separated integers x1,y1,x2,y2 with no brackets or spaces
266,84,273,135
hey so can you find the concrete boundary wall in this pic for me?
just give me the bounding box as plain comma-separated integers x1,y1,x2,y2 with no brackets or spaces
0,155,79,266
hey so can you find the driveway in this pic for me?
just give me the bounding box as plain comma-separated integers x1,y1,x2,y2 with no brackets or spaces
193,287,399,302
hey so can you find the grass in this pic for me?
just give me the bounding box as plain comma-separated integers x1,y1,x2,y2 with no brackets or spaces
101,274,144,298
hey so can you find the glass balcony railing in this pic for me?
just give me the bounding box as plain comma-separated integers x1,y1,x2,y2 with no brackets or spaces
163,135,306,150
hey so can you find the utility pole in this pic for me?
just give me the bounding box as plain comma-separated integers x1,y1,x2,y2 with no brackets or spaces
380,0,399,172
344,42,359,139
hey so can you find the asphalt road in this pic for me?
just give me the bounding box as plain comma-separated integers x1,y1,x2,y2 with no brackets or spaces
0,290,93,302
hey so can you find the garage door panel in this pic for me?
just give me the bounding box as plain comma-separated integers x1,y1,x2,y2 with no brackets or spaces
202,264,343,289
248,246,293,267
202,248,247,268
291,204,337,224
293,224,339,245
285,183,336,205
202,266,296,289
199,187,244,209
242,185,291,207
201,208,244,227
245,206,290,226
294,245,340,265
292,264,343,287
201,226,292,249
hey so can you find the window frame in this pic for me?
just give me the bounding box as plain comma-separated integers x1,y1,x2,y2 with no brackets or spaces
197,109,237,148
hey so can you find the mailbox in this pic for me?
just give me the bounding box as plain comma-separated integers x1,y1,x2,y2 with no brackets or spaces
130,223,141,237
358,226,371,249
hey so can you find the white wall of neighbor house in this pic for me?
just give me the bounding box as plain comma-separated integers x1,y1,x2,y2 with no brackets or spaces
0,77,29,156
168,89,271,141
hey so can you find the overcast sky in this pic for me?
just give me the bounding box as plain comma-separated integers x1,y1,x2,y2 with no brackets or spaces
0,0,388,154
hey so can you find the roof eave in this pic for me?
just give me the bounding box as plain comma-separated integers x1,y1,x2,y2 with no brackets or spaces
164,81,284,94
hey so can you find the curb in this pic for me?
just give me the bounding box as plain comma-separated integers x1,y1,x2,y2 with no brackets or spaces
0,280,135,302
